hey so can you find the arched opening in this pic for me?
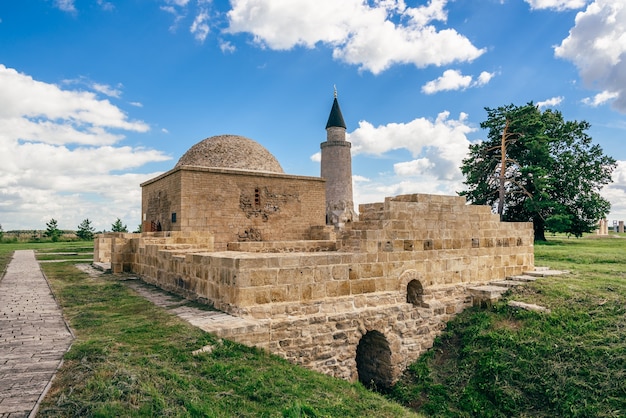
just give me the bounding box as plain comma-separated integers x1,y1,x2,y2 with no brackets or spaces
355,330,393,392
406,279,424,306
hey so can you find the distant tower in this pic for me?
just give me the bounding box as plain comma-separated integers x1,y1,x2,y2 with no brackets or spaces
320,88,357,227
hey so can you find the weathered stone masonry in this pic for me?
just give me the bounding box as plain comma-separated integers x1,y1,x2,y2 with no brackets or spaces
96,192,533,388
94,97,533,388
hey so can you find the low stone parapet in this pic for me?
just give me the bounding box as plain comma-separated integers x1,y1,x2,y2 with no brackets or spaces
226,240,337,253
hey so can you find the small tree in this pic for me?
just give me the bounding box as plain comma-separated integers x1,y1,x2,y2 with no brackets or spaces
111,218,128,233
133,223,142,233
76,218,95,241
0,223,4,242
45,218,61,242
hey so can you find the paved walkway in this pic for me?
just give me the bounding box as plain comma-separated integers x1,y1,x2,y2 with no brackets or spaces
0,250,73,418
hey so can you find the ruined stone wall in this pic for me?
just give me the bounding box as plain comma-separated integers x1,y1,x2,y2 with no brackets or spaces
105,192,533,385
141,167,326,250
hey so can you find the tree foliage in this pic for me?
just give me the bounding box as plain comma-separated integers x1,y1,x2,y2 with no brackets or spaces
0,223,4,242
45,218,61,242
76,218,95,241
111,218,128,233
460,103,616,241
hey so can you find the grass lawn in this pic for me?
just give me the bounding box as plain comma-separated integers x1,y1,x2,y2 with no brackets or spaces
389,237,626,417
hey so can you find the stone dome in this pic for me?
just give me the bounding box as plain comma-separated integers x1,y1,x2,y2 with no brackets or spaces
175,134,284,173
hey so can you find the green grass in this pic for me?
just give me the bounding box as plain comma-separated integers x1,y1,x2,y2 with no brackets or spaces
0,241,94,274
25,245,417,417
389,237,626,417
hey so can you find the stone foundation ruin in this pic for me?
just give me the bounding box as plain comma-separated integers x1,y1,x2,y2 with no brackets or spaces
95,193,533,387
94,97,534,387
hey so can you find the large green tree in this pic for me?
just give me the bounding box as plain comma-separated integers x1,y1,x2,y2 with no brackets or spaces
460,103,616,241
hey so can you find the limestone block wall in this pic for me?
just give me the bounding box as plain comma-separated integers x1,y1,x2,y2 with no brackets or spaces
340,194,534,283
141,169,182,233
141,167,326,250
93,235,112,263
99,192,534,386
128,193,533,318
264,298,463,385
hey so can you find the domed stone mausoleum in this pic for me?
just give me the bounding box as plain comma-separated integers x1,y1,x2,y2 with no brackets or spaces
95,95,535,389
141,134,326,250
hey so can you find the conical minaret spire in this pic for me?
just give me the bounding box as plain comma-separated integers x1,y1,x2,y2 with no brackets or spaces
320,88,356,227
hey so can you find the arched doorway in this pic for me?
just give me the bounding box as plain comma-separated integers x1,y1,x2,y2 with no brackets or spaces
355,330,393,391
406,279,424,306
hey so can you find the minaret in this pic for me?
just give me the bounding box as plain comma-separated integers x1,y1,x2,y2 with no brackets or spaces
320,88,357,227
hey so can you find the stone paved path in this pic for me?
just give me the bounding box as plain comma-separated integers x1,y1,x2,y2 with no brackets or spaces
0,250,73,418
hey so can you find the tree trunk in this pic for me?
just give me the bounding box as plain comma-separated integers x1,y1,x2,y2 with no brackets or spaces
497,121,509,216
533,216,546,242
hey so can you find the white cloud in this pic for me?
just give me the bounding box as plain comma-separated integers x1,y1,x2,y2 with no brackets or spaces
537,96,564,108
525,0,588,11
165,0,190,6
55,0,76,12
476,71,495,86
582,90,619,106
0,65,170,231
310,152,321,163
555,0,626,113
92,82,123,98
97,0,114,11
422,69,471,94
1,67,148,132
191,9,210,42
348,111,474,208
130,101,143,108
602,160,626,222
422,69,495,94
348,111,474,182
220,40,236,53
352,175,370,183
226,0,485,74
311,111,474,208
394,158,435,176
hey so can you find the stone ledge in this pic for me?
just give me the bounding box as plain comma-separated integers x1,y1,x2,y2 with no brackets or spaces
467,285,509,307
490,279,525,288
506,274,538,282
92,262,111,273
227,240,337,253
524,269,569,277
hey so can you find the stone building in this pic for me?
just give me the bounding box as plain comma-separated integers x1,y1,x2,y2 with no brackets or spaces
95,95,534,389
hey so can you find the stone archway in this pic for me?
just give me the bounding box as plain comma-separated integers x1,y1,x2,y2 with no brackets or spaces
406,279,424,306
355,330,393,391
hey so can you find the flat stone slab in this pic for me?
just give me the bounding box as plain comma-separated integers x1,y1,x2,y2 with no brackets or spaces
0,250,74,417
524,269,569,277
92,262,111,272
508,300,551,313
490,280,525,288
467,285,509,295
506,275,538,282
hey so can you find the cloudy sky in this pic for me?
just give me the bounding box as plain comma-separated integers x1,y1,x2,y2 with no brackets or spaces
1,0,625,232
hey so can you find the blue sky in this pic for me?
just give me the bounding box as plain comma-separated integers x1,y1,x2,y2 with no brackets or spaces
1,0,625,232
